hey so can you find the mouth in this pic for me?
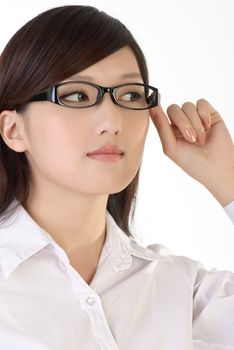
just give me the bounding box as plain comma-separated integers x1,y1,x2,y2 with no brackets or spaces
87,144,124,156
87,153,124,162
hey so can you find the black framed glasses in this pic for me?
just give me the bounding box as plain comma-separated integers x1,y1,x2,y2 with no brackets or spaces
15,81,158,111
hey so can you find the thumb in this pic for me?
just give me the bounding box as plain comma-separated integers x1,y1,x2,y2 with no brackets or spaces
149,94,176,152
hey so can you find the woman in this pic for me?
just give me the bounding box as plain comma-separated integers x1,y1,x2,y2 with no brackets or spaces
0,5,233,350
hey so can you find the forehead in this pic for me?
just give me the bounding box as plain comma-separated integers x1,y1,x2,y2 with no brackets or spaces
63,46,142,84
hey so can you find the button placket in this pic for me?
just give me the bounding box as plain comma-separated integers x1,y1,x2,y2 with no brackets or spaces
86,296,96,306
83,295,119,350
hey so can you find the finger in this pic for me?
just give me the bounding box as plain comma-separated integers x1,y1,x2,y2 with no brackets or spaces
196,98,222,128
181,102,206,144
149,101,177,155
166,104,197,143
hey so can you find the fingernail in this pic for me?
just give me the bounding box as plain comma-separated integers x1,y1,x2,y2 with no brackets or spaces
205,116,211,129
201,126,206,134
185,128,197,142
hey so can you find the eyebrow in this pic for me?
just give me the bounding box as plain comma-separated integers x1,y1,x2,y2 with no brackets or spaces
66,72,142,81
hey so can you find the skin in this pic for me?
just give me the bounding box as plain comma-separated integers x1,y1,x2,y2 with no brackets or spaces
149,97,234,207
1,45,234,283
0,46,150,283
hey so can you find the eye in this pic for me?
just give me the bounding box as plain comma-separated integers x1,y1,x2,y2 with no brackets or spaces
60,91,89,102
120,91,143,102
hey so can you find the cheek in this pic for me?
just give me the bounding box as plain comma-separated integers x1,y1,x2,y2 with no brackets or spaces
126,113,149,156
119,113,149,181
25,115,88,179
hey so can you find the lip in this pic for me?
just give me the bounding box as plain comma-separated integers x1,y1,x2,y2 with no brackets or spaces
87,144,124,155
87,153,124,162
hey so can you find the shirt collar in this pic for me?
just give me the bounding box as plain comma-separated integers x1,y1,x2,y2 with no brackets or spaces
0,199,171,280
104,211,171,268
0,201,53,280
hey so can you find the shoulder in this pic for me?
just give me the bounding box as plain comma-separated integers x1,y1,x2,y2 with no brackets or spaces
129,238,202,286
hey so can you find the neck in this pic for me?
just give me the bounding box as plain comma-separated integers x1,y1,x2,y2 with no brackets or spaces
23,186,109,258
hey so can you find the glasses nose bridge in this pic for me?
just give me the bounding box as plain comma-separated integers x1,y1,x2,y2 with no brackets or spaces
99,86,117,104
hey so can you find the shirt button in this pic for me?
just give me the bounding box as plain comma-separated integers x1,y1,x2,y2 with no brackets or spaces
86,296,96,306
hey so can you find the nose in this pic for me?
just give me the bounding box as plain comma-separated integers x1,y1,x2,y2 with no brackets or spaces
95,92,122,134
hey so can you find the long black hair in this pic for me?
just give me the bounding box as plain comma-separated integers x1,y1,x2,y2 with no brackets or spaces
0,5,149,237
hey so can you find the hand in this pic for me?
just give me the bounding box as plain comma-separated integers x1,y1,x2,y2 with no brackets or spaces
149,96,234,206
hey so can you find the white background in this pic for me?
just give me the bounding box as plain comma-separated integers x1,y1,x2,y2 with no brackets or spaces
1,0,234,271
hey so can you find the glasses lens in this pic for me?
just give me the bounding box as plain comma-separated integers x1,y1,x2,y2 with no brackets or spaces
57,82,98,108
115,84,157,109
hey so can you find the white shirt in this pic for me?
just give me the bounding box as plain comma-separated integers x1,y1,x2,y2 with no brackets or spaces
0,200,234,350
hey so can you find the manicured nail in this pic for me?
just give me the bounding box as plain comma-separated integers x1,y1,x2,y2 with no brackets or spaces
201,126,206,134
185,128,197,142
205,116,211,129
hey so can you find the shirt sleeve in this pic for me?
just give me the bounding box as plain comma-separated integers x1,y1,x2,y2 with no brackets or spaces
192,201,234,348
223,200,234,224
192,262,234,348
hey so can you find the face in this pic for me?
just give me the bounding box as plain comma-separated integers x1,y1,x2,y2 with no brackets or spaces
17,46,150,196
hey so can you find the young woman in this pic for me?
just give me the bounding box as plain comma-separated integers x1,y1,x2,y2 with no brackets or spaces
0,5,233,350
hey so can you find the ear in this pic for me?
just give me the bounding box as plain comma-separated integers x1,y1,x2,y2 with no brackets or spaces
0,110,29,152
